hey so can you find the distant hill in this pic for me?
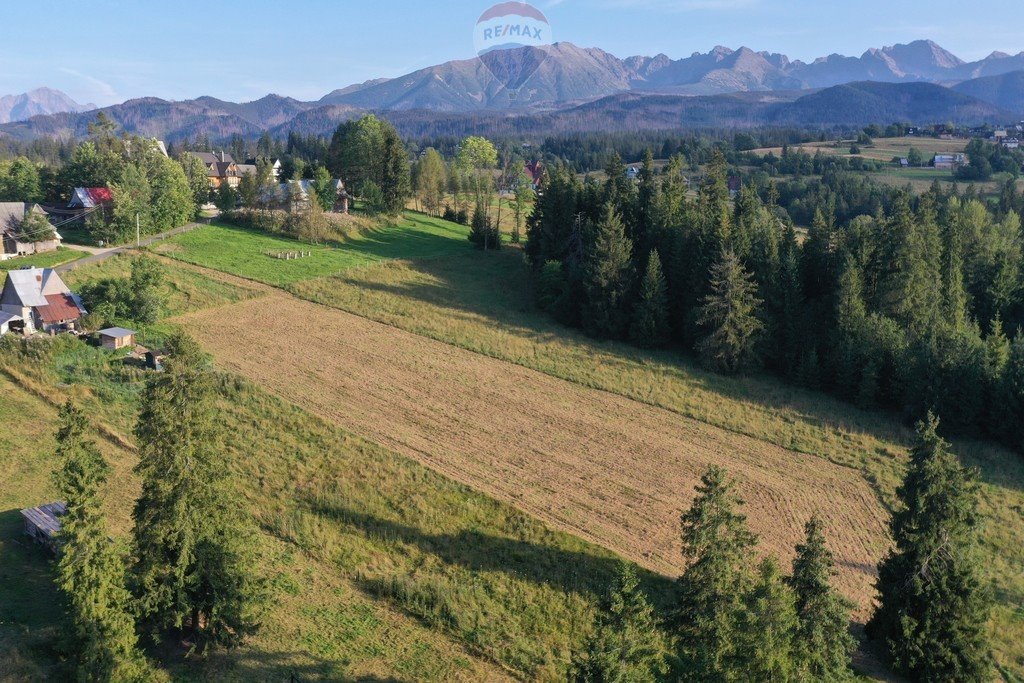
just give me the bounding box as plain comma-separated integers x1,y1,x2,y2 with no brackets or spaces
953,71,1024,115
0,94,317,143
0,87,94,124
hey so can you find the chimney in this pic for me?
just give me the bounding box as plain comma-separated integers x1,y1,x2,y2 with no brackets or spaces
220,151,225,163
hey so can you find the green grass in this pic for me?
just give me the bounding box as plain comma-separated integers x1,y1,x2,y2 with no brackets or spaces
151,213,471,286
287,248,1024,677
0,252,669,681
64,254,265,320
0,248,80,272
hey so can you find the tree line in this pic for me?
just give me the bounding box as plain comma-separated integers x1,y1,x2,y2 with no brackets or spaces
50,334,262,681
571,415,993,682
527,149,1024,451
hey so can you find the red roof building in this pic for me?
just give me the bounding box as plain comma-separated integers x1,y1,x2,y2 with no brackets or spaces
68,187,113,209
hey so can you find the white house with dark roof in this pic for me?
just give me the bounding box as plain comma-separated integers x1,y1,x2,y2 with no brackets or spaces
0,267,86,334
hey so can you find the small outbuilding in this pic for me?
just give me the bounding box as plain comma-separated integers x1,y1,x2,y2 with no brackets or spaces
98,327,136,350
21,501,66,553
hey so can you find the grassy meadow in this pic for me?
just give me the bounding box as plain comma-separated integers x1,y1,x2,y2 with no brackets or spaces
0,248,80,272
150,213,469,286
3,212,1023,679
1,256,670,681
146,212,1024,674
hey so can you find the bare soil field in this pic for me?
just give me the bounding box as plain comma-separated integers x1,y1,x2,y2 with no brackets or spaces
179,292,890,618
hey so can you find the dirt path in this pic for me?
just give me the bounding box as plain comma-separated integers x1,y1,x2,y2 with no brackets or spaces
179,292,889,618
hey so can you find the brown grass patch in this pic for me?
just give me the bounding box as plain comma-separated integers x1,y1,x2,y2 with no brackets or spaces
178,293,889,618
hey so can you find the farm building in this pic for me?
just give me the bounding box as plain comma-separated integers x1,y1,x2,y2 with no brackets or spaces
98,327,136,350
20,501,66,553
1,202,61,258
934,154,966,170
1,267,87,334
68,187,113,210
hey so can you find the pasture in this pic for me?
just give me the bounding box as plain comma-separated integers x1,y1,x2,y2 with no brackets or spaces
4,214,1022,678
0,261,648,680
178,291,889,611
150,213,468,286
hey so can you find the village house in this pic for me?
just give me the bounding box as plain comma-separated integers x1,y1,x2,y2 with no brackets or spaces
1002,138,1020,150
934,154,966,170
20,501,66,554
0,203,62,258
196,152,246,189
267,179,352,213
0,267,87,335
246,157,282,179
68,187,114,210
195,152,273,189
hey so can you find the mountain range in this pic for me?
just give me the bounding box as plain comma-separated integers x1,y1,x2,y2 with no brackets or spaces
1,40,1022,143
317,40,1024,111
0,88,94,124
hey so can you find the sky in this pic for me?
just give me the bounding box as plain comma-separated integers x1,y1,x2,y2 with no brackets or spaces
0,0,1021,107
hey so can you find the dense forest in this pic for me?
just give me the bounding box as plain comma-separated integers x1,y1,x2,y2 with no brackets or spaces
527,149,1024,452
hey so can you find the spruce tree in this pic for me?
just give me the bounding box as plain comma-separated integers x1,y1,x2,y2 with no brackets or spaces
570,563,669,682
735,559,800,682
867,414,992,681
582,203,634,339
53,401,148,682
132,333,261,651
696,250,764,374
787,517,855,681
676,467,757,680
629,250,670,348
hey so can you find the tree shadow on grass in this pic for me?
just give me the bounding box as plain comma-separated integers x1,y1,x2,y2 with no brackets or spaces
162,645,407,682
302,498,678,612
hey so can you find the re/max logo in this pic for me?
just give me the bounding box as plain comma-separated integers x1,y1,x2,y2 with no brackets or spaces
482,23,544,41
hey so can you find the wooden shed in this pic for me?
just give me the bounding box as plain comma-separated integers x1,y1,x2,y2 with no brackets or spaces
98,327,136,350
21,501,66,553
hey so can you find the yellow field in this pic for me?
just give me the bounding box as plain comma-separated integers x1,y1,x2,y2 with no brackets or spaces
178,291,889,617
752,136,969,162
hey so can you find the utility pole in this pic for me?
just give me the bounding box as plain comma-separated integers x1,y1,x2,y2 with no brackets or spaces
136,213,140,247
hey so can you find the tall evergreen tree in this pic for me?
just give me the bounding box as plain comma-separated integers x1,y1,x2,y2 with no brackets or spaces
53,402,148,682
867,414,992,681
675,467,757,681
786,517,855,681
735,559,800,682
570,563,669,683
696,250,764,374
630,250,670,348
582,203,634,339
132,334,261,651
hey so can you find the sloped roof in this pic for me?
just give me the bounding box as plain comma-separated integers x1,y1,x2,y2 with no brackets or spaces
20,501,66,538
98,327,136,339
0,311,22,325
195,151,235,166
69,187,113,209
0,202,49,238
36,293,83,323
2,267,72,308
